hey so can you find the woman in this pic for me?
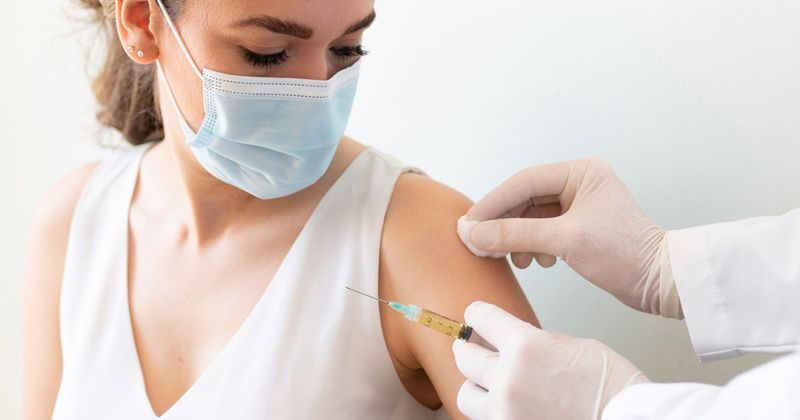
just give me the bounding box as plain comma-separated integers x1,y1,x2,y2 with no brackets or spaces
23,0,538,418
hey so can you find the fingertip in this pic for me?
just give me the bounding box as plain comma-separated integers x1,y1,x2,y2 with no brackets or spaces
458,217,509,258
465,300,489,318
512,252,534,269
456,215,475,250
465,301,503,328
535,253,557,268
470,221,499,250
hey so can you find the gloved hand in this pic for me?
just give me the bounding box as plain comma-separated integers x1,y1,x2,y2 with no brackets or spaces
457,158,682,318
453,302,649,420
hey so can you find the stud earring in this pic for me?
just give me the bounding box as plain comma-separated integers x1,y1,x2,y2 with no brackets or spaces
137,50,145,58
127,45,135,54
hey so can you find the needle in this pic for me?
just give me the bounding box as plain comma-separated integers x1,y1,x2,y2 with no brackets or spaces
345,286,390,305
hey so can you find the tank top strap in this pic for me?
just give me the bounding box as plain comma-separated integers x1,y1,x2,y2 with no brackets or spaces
59,142,152,368
290,147,424,298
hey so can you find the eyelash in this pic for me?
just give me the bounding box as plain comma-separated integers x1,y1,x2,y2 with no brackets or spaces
241,46,369,69
331,45,370,60
241,48,289,69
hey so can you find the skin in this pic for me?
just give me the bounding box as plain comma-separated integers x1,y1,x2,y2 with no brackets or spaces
22,0,539,418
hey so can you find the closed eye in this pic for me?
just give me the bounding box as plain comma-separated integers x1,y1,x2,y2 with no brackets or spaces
241,47,289,69
331,45,369,60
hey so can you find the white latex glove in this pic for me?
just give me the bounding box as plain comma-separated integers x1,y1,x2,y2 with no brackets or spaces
453,302,649,420
458,158,682,318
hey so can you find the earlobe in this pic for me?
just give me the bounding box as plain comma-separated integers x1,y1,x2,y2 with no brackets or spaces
124,44,146,59
116,0,158,64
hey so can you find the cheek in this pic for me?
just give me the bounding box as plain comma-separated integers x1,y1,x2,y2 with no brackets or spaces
152,26,208,127
179,76,206,131
157,58,206,132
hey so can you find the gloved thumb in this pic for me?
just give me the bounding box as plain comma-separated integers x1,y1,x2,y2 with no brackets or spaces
467,217,569,256
465,301,543,351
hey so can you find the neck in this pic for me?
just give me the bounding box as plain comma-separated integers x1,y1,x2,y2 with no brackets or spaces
147,89,288,246
148,137,264,245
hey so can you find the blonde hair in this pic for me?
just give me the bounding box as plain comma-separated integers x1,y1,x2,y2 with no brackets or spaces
78,0,182,145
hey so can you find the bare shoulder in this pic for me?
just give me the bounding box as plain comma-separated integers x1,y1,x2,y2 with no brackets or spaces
26,158,100,312
26,158,101,306
381,173,536,317
384,173,473,245
30,161,100,241
379,173,538,416
24,160,100,419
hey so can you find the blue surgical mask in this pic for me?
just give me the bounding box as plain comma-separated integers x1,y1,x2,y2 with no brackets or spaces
155,0,360,199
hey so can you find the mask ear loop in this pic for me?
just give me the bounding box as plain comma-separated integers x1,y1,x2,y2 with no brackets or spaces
152,0,203,144
156,61,195,129
153,0,203,79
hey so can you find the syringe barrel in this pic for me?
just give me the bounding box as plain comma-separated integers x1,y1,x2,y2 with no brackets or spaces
417,308,469,338
417,308,496,350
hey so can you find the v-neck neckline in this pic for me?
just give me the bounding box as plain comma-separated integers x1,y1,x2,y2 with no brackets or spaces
119,144,373,419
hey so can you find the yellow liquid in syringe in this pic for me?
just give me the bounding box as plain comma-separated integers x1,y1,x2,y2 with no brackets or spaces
390,302,475,341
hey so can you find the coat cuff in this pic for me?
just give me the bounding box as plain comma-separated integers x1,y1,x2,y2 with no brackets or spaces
668,226,741,362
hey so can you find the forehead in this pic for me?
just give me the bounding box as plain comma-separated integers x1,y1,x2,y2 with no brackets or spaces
183,0,376,37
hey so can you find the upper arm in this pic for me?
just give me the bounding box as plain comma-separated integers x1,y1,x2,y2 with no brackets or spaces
379,173,539,418
23,161,99,420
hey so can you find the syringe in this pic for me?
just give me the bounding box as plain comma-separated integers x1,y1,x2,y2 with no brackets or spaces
345,287,493,349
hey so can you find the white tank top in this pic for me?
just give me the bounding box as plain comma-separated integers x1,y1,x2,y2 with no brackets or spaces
53,143,436,420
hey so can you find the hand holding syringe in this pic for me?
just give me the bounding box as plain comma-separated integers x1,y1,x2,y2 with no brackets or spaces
345,287,494,350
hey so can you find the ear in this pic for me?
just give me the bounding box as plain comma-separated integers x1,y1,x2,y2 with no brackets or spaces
116,0,159,64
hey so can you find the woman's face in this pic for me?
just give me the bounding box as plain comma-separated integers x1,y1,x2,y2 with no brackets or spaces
143,0,375,132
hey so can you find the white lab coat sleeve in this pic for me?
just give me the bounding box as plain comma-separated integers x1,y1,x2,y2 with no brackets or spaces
667,207,800,362
602,351,800,420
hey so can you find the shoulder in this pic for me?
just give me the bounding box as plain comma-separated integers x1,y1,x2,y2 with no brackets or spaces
379,173,538,414
29,161,101,242
384,173,472,245
381,173,533,317
382,173,495,297
27,160,101,293
26,159,100,313
23,160,99,419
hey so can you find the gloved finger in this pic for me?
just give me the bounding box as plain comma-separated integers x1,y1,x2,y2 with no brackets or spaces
464,301,542,351
459,200,567,259
511,252,534,269
466,161,574,222
470,217,569,255
452,340,499,390
457,380,490,420
534,253,557,268
457,198,541,259
511,205,556,268
458,216,510,259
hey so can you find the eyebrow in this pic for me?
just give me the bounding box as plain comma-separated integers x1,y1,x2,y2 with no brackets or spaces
342,10,377,36
235,16,314,39
234,10,377,40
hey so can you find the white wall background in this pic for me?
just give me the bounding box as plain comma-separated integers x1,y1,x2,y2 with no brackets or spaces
3,0,800,418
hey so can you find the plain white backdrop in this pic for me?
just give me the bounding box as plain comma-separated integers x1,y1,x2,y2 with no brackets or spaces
2,1,800,418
